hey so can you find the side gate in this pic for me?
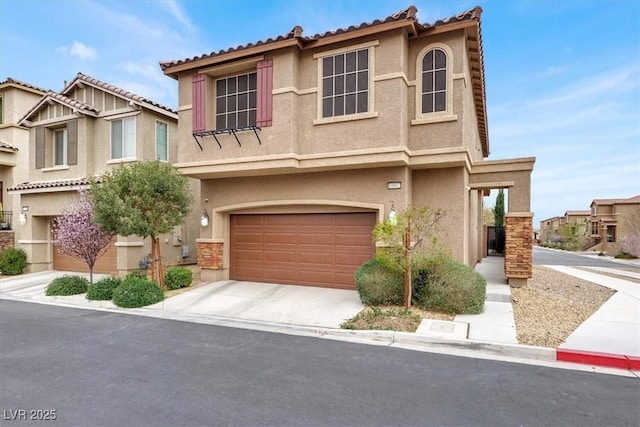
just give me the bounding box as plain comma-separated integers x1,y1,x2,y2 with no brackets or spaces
487,226,505,256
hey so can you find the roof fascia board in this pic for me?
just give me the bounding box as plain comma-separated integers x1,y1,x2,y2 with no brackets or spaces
163,38,302,76
416,19,478,38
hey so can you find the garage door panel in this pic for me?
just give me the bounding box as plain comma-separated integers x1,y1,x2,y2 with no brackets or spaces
53,241,117,275
231,212,376,289
234,232,263,244
234,249,263,262
335,233,374,246
265,251,296,263
265,233,296,245
296,233,334,246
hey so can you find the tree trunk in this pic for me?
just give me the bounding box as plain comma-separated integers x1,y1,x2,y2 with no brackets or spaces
156,237,165,290
403,227,411,308
149,237,157,282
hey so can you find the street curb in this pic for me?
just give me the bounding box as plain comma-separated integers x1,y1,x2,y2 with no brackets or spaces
557,349,640,371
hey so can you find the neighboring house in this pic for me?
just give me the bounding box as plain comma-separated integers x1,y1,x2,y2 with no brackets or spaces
161,5,535,288
8,73,200,275
561,210,590,237
589,195,640,253
0,78,47,249
539,216,561,244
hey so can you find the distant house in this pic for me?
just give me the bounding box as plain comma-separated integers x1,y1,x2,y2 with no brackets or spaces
161,5,535,288
9,73,200,275
0,78,47,248
539,216,561,244
589,195,640,253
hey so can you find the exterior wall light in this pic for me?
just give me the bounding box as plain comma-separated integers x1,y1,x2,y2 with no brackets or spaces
388,203,397,225
19,206,29,225
200,211,209,227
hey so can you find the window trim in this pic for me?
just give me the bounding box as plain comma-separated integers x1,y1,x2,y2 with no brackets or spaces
314,40,378,125
110,115,137,161
413,43,456,124
155,120,168,162
53,128,67,166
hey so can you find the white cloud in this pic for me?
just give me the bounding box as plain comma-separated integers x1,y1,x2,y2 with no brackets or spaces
161,0,196,32
56,41,97,60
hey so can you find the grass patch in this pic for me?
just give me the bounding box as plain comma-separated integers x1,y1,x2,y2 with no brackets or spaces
341,306,422,332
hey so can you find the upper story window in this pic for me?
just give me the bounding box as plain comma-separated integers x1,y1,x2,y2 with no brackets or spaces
54,129,67,166
321,48,369,118
0,96,3,125
156,120,168,161
111,116,136,160
421,48,447,114
215,72,257,130
35,120,77,170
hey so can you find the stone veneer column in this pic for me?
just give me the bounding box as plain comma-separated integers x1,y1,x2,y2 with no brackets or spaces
504,213,533,287
196,240,223,269
0,231,15,251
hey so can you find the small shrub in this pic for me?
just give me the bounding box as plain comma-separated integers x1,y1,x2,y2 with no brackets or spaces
341,306,421,332
412,256,486,314
45,275,89,296
355,258,403,305
165,266,193,290
0,248,27,275
125,269,148,280
86,277,122,301
112,277,164,308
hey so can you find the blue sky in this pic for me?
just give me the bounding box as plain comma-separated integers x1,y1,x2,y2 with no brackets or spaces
1,0,638,225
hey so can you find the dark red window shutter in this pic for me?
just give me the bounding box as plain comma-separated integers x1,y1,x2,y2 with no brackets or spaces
192,73,206,132
256,59,273,127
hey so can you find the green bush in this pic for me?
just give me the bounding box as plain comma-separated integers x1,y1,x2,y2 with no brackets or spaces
125,269,148,280
355,258,403,305
412,256,486,314
45,275,89,296
0,248,27,275
112,277,164,308
86,277,122,301
164,266,193,290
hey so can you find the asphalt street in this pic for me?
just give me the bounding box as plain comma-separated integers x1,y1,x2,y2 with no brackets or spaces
1,300,639,427
533,246,640,269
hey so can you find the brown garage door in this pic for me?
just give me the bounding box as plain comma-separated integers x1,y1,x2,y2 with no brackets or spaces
230,212,376,289
53,241,117,275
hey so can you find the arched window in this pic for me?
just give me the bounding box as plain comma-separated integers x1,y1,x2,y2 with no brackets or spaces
421,48,447,113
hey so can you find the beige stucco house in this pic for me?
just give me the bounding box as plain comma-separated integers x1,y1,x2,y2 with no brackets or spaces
9,73,200,275
589,196,640,254
161,5,535,288
0,78,47,250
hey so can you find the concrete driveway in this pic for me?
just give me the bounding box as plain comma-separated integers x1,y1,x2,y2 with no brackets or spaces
148,280,364,328
0,272,364,329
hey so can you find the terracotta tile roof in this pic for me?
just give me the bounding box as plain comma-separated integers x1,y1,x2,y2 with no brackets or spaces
564,210,590,216
592,198,624,205
63,72,177,115
0,77,48,93
160,5,425,70
7,176,103,193
0,140,19,151
617,195,640,204
46,91,100,114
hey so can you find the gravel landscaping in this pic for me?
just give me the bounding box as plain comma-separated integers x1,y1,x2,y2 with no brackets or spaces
511,266,615,348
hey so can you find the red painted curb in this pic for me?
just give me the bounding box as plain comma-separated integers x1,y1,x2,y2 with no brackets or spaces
627,356,640,370
557,349,634,370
